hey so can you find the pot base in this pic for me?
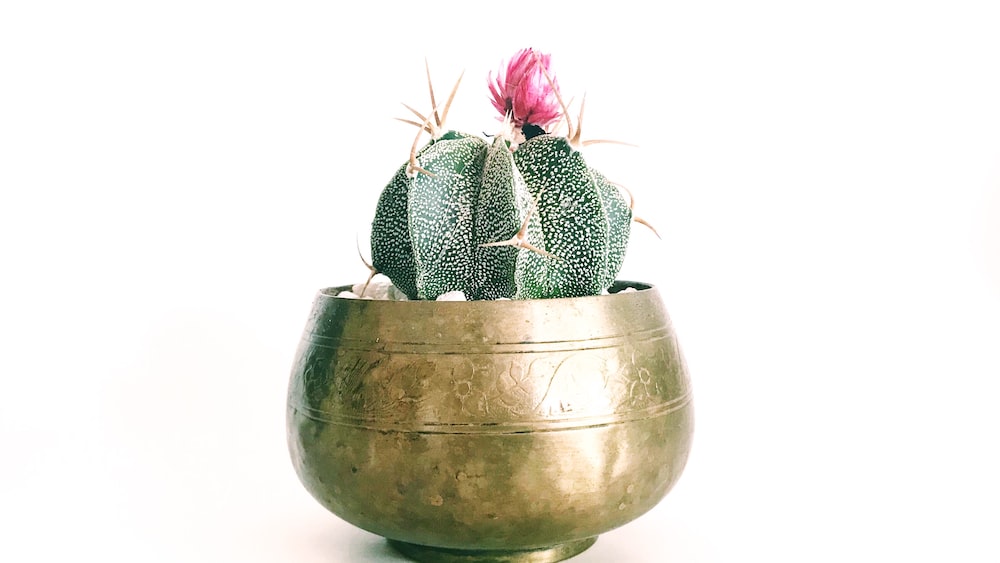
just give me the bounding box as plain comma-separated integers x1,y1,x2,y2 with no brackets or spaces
387,537,598,563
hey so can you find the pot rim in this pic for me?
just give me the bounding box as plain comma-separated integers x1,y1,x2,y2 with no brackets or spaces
321,279,656,305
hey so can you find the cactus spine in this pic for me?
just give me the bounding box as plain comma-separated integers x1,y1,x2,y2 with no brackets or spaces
370,50,636,301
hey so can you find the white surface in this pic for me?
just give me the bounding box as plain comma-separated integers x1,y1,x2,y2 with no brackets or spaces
2,2,1000,562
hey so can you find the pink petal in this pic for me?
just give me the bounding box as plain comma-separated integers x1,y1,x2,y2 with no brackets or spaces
488,48,562,130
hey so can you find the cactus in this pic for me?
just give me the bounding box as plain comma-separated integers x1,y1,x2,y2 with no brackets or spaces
370,49,644,301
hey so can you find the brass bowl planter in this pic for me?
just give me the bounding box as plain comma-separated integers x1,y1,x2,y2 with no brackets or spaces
286,281,693,562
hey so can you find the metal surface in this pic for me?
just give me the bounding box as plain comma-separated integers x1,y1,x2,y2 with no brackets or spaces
286,281,693,562
387,537,597,563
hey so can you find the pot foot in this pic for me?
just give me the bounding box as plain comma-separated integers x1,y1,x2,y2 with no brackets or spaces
387,536,598,563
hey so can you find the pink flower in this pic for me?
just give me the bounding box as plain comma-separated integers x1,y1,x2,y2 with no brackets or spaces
488,48,562,130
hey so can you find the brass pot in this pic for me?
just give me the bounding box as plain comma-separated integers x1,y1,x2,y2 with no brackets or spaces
286,281,693,563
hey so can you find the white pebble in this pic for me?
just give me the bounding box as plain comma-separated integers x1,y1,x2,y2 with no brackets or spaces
351,275,397,299
436,290,467,301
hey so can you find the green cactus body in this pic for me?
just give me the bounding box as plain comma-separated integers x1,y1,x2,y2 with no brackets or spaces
371,131,487,300
371,132,633,301
471,137,533,300
590,165,633,291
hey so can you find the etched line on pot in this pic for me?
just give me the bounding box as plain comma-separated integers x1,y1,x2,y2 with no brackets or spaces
303,326,672,355
533,353,576,414
288,389,692,434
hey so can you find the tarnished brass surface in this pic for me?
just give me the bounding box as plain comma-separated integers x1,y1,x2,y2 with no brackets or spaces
286,281,693,562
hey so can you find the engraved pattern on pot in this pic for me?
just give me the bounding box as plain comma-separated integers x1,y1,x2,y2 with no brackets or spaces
294,331,688,426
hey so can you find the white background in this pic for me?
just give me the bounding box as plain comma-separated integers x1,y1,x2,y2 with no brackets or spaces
2,1,999,562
